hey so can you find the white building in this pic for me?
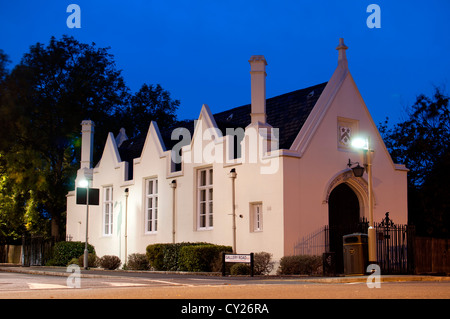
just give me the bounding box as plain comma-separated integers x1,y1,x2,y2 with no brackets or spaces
66,39,408,272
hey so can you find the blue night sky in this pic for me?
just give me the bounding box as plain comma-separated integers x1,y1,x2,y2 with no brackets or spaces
1,0,449,126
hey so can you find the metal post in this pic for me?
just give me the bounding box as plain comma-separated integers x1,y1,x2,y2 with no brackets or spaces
250,252,254,277
229,169,237,253
84,183,90,270
367,137,377,265
222,252,226,277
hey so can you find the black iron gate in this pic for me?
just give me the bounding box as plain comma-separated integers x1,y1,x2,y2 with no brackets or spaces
375,212,415,274
21,235,55,266
322,213,415,275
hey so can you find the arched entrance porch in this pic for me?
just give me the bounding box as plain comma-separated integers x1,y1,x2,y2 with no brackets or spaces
328,183,361,273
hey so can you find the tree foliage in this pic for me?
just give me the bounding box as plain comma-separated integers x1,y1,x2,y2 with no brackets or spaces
123,83,179,138
379,87,450,237
0,36,179,241
0,49,10,84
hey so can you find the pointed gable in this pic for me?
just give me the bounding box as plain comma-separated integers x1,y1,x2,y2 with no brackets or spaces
116,82,328,170
94,132,130,181
118,121,166,180
97,132,122,169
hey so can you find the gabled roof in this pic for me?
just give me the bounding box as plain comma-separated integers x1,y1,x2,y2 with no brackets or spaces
214,82,327,149
117,81,328,178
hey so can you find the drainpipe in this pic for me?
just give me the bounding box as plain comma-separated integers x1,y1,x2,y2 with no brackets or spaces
228,169,237,253
170,180,177,243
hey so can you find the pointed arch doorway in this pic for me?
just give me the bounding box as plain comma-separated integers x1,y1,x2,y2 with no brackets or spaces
328,183,360,274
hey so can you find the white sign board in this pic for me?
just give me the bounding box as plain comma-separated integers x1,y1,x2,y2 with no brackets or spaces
224,254,251,263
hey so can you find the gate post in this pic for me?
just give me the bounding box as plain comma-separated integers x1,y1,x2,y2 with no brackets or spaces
21,234,30,267
407,225,416,274
250,253,254,277
222,252,226,277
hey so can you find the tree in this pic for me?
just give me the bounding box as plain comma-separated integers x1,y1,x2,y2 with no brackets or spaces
0,36,127,238
120,83,179,138
0,36,180,240
380,87,450,237
0,36,130,239
0,49,10,84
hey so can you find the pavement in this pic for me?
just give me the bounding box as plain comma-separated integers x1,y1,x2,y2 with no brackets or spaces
1,264,449,283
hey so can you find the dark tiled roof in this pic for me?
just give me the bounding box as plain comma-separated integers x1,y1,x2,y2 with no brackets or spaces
117,81,328,179
214,82,327,149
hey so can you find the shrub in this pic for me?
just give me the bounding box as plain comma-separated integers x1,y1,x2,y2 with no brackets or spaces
78,253,99,268
277,255,322,275
47,241,95,266
254,252,274,275
145,242,222,271
146,243,167,270
146,243,189,271
67,258,80,266
162,243,198,271
178,244,232,272
127,253,150,270
230,263,251,275
99,255,121,270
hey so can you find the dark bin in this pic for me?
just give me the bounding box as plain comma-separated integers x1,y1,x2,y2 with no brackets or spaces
343,233,368,275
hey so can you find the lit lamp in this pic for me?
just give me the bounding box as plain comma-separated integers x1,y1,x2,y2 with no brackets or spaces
78,179,89,188
347,159,365,178
350,136,377,266
77,178,99,269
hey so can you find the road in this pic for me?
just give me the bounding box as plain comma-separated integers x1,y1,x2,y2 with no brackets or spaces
0,270,448,317
0,270,449,299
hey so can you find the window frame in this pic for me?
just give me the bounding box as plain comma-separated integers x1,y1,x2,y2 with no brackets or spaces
145,178,159,234
103,186,114,236
197,168,214,230
250,202,263,232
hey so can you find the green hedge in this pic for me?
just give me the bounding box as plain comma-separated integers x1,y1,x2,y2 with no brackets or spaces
77,253,98,268
126,253,150,270
230,263,251,275
178,244,232,272
277,255,322,275
146,242,232,272
47,241,95,266
146,242,202,271
146,243,167,270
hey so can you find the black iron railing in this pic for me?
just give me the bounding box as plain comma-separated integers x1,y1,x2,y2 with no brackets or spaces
295,213,415,275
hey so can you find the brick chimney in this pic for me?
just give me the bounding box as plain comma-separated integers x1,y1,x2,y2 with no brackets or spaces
80,120,95,169
249,55,267,125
